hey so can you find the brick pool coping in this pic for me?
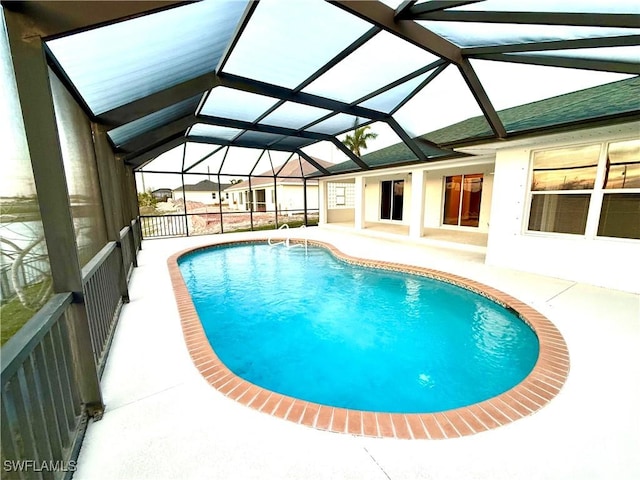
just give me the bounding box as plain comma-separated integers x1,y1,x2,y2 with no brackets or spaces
167,239,570,439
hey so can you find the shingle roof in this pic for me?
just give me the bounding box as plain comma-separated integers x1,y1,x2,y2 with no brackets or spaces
340,76,640,172
173,179,231,192
225,156,333,190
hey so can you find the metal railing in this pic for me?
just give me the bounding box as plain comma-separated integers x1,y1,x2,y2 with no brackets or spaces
1,293,84,480
268,224,308,252
131,218,142,256
81,242,124,372
1,218,141,478
119,226,135,279
140,214,187,238
140,210,319,239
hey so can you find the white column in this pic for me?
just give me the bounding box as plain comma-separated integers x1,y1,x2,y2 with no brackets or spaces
409,169,426,238
318,180,327,225
354,176,366,230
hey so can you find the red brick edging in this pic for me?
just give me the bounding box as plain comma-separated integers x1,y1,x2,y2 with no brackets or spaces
167,239,569,439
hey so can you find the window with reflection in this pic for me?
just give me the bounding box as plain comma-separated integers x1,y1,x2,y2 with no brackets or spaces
603,139,640,190
598,139,640,239
527,140,640,239
443,174,483,227
530,145,600,191
528,145,600,235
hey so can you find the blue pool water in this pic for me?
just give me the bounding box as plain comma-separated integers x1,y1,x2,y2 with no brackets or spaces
179,244,539,413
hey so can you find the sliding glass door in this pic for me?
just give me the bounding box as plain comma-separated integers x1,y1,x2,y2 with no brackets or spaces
443,174,483,227
381,180,404,221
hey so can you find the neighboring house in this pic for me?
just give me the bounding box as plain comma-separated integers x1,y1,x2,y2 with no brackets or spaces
319,78,639,294
151,188,172,202
224,156,333,212
172,179,231,206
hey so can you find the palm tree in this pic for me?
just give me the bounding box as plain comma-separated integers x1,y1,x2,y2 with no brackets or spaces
342,121,378,157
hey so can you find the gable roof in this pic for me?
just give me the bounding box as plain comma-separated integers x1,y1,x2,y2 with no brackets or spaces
173,179,231,192
225,157,333,190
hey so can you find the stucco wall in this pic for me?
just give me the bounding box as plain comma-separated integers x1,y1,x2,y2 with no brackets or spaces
486,127,640,293
226,184,318,211
278,185,319,210
363,173,412,224
327,208,355,223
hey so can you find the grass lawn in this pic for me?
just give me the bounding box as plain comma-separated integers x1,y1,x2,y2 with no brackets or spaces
1,282,51,346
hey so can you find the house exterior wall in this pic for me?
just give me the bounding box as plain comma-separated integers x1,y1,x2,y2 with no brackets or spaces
325,181,355,223
363,173,412,225
327,208,355,223
225,184,319,212
485,123,640,293
277,184,319,211
319,122,639,292
323,158,494,232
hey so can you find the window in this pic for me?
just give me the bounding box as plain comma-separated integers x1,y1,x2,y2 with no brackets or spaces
598,139,640,240
598,194,640,239
327,182,354,208
212,192,217,200
526,140,640,240
603,139,640,189
528,194,590,235
443,174,483,227
527,145,600,235
381,180,404,221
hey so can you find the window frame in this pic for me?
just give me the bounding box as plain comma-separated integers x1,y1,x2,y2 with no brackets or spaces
380,179,404,222
524,139,640,241
597,139,640,240
441,173,484,228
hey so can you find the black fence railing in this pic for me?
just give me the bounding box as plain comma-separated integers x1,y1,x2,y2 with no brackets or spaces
131,218,142,257
1,225,139,478
140,214,187,238
119,226,135,279
81,242,124,372
1,293,84,480
140,209,319,239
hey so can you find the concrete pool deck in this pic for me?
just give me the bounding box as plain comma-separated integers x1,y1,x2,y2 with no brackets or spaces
75,227,640,479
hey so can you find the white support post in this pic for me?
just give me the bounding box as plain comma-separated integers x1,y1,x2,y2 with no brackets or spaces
409,169,426,238
318,180,327,226
354,176,366,230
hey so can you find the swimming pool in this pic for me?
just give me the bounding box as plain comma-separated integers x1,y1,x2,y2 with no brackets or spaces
170,240,569,438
